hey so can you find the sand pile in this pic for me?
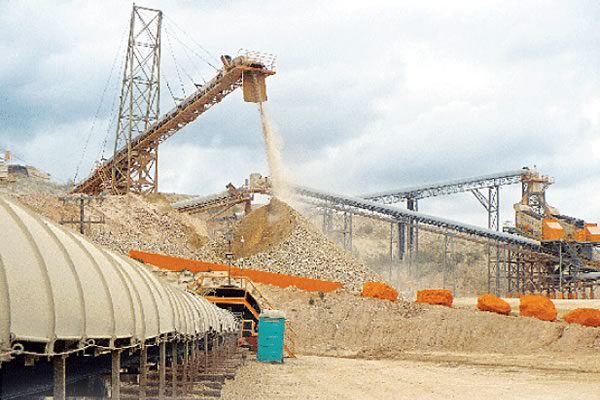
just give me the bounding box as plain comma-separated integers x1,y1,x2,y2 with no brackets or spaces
258,285,600,358
195,198,379,291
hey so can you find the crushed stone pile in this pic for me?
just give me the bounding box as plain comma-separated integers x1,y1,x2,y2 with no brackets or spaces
259,285,600,359
195,198,379,292
18,192,207,258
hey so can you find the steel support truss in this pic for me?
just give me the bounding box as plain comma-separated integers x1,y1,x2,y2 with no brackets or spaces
113,5,162,194
321,202,353,252
293,185,600,295
471,185,500,231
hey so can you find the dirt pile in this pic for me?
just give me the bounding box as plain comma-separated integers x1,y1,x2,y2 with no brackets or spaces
195,198,379,292
259,285,600,358
18,192,207,258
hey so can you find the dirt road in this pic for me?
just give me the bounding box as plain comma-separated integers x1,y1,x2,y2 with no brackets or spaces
222,355,600,400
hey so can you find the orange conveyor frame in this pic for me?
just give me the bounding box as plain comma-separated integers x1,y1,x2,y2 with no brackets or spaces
129,249,344,292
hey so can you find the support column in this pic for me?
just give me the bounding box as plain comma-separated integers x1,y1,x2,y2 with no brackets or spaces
389,222,394,262
204,332,209,373
139,345,147,400
158,341,166,400
182,341,189,394
53,355,67,400
443,234,449,289
472,185,500,231
343,212,353,252
112,350,121,400
398,222,405,261
322,206,333,234
171,341,178,400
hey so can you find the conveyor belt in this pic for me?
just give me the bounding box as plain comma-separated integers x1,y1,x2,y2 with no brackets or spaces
363,168,527,204
293,185,541,249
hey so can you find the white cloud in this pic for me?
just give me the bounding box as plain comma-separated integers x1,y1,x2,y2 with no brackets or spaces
2,0,600,228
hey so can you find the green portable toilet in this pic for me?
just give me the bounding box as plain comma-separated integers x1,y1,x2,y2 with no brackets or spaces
257,310,286,363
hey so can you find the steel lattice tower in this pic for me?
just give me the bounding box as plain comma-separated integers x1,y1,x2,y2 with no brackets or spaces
112,5,162,194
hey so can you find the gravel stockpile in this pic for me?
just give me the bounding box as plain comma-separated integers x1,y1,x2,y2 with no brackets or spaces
195,198,379,292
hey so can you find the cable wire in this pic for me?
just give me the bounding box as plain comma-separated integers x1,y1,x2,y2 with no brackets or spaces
73,26,128,182
163,15,220,69
164,25,187,98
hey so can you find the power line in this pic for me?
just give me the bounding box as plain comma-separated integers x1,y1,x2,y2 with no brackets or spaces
164,25,188,98
99,25,129,162
163,16,220,70
73,26,128,182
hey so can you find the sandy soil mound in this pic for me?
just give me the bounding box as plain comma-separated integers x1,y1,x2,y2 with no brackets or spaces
18,192,208,258
231,198,295,258
195,198,379,291
259,285,600,358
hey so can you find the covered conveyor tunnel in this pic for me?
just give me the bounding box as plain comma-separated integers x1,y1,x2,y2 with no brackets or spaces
0,196,244,399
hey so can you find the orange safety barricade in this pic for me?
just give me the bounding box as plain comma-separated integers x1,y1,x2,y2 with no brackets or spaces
477,294,511,315
416,289,453,307
519,294,557,321
361,281,398,302
563,308,600,327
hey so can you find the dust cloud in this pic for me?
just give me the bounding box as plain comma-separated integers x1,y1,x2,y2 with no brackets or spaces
258,102,292,201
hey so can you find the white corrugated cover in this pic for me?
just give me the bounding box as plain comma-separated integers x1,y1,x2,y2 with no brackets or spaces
0,196,237,357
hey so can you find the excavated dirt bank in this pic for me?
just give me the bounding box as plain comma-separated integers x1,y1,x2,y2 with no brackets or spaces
259,285,600,358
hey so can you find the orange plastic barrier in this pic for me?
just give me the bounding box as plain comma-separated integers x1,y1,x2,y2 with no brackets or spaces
563,308,600,327
519,294,557,321
416,289,453,307
129,249,344,292
477,294,511,315
361,281,398,302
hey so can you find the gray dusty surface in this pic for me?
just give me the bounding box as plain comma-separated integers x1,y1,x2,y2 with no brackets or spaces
222,355,600,400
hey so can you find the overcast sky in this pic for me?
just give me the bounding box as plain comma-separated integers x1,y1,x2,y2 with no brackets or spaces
1,0,599,229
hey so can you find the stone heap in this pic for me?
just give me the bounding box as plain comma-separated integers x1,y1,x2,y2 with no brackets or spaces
195,198,379,292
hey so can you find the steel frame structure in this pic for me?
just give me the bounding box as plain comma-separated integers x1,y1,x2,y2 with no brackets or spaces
294,185,541,248
363,169,527,204
292,184,600,296
74,48,275,195
360,169,527,264
112,5,163,194
365,168,526,238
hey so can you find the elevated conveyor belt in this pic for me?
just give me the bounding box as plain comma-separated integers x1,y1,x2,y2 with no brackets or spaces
292,185,541,249
363,168,528,204
73,51,275,195
173,190,249,214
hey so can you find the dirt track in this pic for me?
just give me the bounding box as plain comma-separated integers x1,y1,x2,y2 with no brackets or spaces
222,355,600,400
